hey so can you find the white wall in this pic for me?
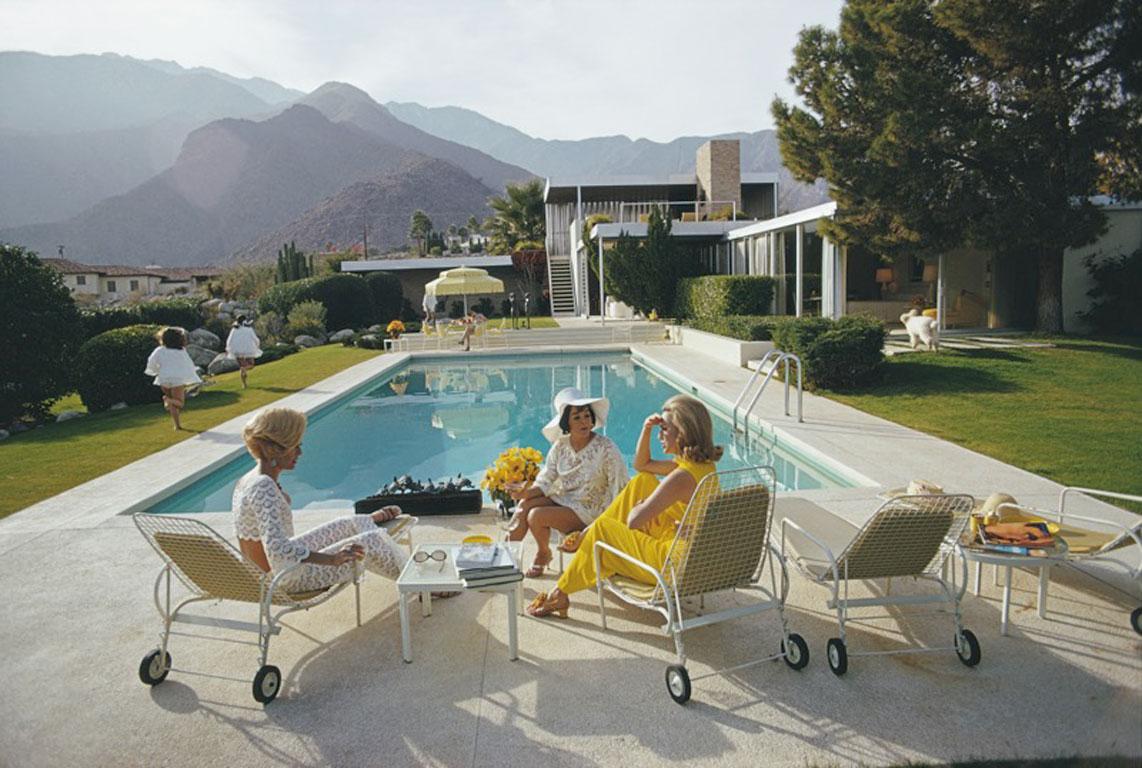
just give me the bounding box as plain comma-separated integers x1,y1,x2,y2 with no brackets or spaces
1063,207,1142,333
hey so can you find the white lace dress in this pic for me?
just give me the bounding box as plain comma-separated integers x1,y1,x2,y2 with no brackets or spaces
533,434,630,525
232,471,408,592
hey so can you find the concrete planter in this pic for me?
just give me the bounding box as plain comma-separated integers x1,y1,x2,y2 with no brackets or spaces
669,325,773,367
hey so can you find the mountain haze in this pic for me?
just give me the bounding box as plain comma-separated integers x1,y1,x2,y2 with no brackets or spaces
230,157,495,263
0,106,425,265
301,83,534,194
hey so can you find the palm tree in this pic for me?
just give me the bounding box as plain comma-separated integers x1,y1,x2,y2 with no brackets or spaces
485,179,545,254
408,210,433,256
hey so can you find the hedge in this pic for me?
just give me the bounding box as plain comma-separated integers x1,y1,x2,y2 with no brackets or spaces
258,274,375,331
80,298,203,340
75,324,165,412
771,315,886,390
683,315,782,340
676,275,775,320
258,342,300,364
364,272,403,323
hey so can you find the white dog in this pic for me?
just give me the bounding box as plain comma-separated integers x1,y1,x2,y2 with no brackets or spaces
900,309,939,351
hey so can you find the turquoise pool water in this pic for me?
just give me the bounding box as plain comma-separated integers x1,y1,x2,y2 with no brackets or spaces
148,352,853,514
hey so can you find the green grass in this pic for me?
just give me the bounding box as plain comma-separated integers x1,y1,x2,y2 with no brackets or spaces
824,338,1142,501
0,345,383,519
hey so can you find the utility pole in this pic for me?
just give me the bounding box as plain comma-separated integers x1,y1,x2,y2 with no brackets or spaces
362,218,369,260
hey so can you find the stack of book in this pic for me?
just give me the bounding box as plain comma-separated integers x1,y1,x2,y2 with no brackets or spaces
974,521,1057,557
453,543,522,588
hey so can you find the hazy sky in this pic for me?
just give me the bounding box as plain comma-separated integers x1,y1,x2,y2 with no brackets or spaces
2,0,845,142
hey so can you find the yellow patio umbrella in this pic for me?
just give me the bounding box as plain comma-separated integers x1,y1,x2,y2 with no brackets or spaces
424,266,505,314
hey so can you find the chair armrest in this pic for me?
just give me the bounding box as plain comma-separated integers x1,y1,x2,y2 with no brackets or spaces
593,541,671,597
780,517,840,584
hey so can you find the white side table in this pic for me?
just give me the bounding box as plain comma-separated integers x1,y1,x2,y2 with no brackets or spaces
396,542,523,662
961,541,1069,636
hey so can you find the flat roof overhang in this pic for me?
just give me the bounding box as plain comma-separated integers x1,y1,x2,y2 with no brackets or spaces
341,255,513,272
591,221,752,239
544,172,778,204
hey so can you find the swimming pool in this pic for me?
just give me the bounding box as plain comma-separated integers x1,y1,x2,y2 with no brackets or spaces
148,352,856,514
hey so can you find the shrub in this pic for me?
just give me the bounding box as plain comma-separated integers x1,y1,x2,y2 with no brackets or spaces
354,333,385,350
75,324,164,412
1079,248,1142,335
255,311,285,344
363,272,403,323
400,298,419,322
258,273,375,330
258,342,300,364
203,315,231,342
683,315,782,341
449,301,464,319
80,298,204,340
676,275,776,320
285,301,327,339
473,297,495,317
0,244,83,423
429,246,443,256
605,207,702,317
771,315,886,390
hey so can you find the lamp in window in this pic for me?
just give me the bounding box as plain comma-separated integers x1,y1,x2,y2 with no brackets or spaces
875,267,894,299
922,262,939,304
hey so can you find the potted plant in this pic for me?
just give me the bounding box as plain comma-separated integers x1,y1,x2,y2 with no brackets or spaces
386,319,406,339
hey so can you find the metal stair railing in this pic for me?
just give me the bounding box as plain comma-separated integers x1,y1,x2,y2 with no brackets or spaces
731,351,803,433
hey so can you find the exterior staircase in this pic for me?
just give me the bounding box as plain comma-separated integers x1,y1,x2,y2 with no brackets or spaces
547,258,576,316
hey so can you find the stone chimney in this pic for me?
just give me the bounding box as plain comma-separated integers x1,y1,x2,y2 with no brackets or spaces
695,139,741,216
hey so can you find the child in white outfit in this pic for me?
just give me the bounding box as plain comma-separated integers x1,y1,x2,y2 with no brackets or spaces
144,326,201,430
225,315,262,389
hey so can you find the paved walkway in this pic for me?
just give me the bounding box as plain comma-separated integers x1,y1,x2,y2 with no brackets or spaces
0,339,1138,767
884,330,1054,356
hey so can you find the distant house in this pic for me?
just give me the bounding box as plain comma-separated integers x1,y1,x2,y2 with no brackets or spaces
547,139,1141,331
42,258,222,303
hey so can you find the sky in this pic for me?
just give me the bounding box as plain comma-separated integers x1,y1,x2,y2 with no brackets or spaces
1,0,845,142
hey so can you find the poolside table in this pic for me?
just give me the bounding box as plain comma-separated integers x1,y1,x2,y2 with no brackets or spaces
961,540,1069,636
396,542,523,662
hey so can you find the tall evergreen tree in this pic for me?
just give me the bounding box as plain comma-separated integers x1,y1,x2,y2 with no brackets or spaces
773,0,1140,331
408,210,433,256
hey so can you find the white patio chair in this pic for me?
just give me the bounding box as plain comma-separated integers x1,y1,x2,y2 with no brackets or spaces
593,466,809,704
780,494,979,676
133,513,415,704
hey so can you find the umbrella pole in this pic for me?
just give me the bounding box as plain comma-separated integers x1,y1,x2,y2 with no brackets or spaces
463,294,469,314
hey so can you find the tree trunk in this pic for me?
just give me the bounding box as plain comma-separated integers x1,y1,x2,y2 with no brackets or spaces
1035,246,1065,333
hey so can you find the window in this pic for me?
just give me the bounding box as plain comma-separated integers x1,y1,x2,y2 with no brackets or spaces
106,280,117,292
910,256,925,283
129,279,140,292
76,275,86,286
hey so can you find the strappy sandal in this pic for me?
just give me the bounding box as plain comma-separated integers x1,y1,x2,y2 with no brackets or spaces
525,551,553,578
558,530,583,554
525,590,569,619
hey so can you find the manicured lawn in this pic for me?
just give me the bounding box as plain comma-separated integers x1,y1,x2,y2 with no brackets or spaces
825,338,1142,503
0,345,383,519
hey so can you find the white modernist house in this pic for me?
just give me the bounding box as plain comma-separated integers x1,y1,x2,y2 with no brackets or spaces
42,258,222,304
546,140,1142,332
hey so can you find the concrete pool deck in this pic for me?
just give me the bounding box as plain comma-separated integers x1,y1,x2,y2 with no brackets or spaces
1,341,1139,767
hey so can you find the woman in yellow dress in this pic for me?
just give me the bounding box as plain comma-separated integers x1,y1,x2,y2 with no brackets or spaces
526,394,723,618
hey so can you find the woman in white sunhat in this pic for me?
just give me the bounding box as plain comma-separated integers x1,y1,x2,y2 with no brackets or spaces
225,315,262,389
506,387,629,577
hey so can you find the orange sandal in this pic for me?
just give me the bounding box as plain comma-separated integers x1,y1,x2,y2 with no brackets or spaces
525,591,569,619
558,530,583,554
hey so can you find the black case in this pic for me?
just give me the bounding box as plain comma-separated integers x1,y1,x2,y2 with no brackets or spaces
354,489,483,516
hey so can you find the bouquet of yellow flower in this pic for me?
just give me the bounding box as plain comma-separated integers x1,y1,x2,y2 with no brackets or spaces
481,446,544,506
386,319,406,338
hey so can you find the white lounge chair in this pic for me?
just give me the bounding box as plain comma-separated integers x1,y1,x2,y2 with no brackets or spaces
780,494,978,675
133,513,415,704
593,466,809,704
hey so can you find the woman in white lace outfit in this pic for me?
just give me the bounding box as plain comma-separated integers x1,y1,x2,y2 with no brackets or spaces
507,388,629,577
232,407,408,592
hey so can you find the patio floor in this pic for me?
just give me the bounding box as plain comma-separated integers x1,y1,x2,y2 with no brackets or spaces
1,339,1139,767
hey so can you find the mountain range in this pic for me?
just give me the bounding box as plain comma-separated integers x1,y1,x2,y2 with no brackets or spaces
0,52,829,267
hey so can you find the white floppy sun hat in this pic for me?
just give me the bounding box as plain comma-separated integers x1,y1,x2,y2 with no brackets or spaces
541,387,610,443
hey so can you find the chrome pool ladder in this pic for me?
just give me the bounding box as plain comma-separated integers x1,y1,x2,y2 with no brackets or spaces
732,351,803,433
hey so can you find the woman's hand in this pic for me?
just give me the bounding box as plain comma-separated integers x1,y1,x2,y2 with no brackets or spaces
506,482,531,501
643,413,665,432
328,544,364,566
371,505,402,524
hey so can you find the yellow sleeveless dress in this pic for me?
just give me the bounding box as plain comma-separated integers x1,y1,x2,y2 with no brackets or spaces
556,457,716,595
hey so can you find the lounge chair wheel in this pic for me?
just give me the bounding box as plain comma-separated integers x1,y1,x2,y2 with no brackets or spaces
955,629,981,667
665,664,691,705
781,633,810,671
252,664,282,704
1131,607,1142,636
138,649,171,686
826,638,848,676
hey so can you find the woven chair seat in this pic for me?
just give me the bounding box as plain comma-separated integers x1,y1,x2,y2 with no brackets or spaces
608,576,659,602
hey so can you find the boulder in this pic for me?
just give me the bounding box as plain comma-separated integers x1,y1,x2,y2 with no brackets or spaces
208,354,240,375
367,324,384,333
186,343,217,368
0,429,8,441
294,335,323,348
220,301,236,314
202,298,224,311
55,411,85,423
189,328,221,350
109,402,128,410
329,328,355,343
216,312,232,324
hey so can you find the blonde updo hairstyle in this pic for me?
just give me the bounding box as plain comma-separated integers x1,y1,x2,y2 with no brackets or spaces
242,408,307,465
662,395,723,463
